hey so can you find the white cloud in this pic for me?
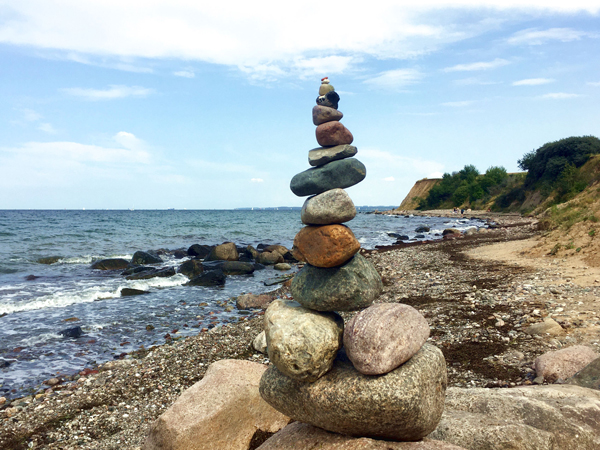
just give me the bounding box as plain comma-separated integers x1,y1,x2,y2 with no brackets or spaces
538,92,581,99
38,123,57,133
61,85,154,100
364,68,423,90
174,70,195,78
428,171,444,178
251,178,264,183
443,58,510,72
442,100,474,107
22,108,42,122
453,77,499,86
512,78,554,86
508,27,592,45
359,147,444,177
588,81,600,86
113,131,145,151
383,176,395,182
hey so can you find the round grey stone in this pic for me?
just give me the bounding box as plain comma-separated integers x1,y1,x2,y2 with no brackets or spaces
265,300,344,382
259,343,447,441
308,145,358,167
301,188,356,225
312,105,343,126
291,253,382,311
290,158,366,197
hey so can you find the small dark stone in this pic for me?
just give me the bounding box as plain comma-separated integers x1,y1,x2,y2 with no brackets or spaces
131,251,162,265
91,258,130,270
0,360,12,368
121,288,149,297
202,261,255,275
126,267,176,281
25,275,39,281
121,266,153,275
316,91,340,109
37,256,61,265
59,326,83,338
172,250,187,259
146,324,155,331
415,234,425,238
186,269,226,286
187,244,212,258
178,260,204,279
239,255,253,263
415,226,430,233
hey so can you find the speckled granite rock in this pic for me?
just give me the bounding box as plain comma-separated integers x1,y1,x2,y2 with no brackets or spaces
290,158,366,197
568,356,600,390
291,253,382,311
344,303,430,375
316,121,353,147
301,189,356,225
265,300,344,382
312,105,343,126
534,345,599,383
259,344,447,441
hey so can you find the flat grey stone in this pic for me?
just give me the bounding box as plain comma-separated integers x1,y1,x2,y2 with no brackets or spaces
259,344,447,441
291,253,382,311
301,189,356,225
290,158,366,197
308,145,357,167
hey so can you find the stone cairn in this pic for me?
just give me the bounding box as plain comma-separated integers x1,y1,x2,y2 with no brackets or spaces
259,77,448,442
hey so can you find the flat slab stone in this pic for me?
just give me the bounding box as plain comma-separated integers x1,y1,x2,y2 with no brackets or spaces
316,121,353,147
344,303,430,375
259,344,447,441
308,145,357,167
312,105,343,126
292,225,360,268
291,253,382,311
301,189,356,225
290,158,366,197
265,299,343,382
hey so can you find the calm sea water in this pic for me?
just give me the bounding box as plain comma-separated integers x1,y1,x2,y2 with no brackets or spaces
0,209,485,399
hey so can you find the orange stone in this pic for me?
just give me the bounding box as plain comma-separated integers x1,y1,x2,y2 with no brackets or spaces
292,225,360,268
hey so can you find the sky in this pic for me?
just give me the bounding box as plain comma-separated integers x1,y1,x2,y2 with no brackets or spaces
1,0,599,209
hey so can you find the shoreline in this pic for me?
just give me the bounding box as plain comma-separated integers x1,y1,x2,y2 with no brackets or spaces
3,217,600,449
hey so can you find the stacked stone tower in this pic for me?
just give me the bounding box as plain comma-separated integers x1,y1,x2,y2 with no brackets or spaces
259,78,447,442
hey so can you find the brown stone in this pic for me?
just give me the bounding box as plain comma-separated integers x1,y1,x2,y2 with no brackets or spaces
204,242,239,262
524,318,564,336
236,293,273,310
535,345,599,383
312,105,343,126
257,422,469,449
316,122,353,147
292,225,360,268
344,303,430,375
143,360,289,450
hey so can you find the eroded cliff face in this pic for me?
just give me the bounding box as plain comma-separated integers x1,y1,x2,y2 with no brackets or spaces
398,178,441,210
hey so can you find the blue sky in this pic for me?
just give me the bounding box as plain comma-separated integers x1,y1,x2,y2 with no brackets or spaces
1,1,599,209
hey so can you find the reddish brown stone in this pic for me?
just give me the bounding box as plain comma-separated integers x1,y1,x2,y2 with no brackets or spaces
292,225,360,268
316,122,353,147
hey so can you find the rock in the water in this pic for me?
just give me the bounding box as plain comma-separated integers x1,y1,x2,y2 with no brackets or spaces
263,245,289,256
312,105,343,126
256,251,284,265
244,245,260,260
308,144,358,167
429,385,600,450
131,251,163,265
524,317,564,336
91,258,130,270
344,303,430,375
290,158,366,197
187,244,212,259
143,359,289,450
301,189,356,225
292,225,360,268
254,331,268,354
535,345,599,383
265,300,343,382
316,91,340,109
121,288,149,297
415,226,430,233
568,356,600,390
236,293,273,310
202,260,255,275
204,242,239,262
260,344,447,441
257,422,469,450
316,121,353,147
177,260,204,279
37,256,62,265
59,326,83,338
273,263,291,271
126,267,176,281
291,253,382,311
186,269,226,287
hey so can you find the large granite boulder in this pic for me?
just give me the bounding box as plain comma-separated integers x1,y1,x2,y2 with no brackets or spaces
257,422,468,450
429,385,600,450
91,258,130,270
316,121,353,146
308,145,357,167
131,251,163,265
290,158,366,197
292,225,360,268
534,345,599,382
344,303,430,375
260,344,447,441
204,242,239,262
568,357,600,390
301,189,356,225
187,244,212,259
177,260,204,279
265,300,343,382
312,105,343,126
143,359,289,450
291,253,382,311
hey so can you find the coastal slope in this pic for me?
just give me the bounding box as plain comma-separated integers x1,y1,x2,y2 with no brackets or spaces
398,178,441,210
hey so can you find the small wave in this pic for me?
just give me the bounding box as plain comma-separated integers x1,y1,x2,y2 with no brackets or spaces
127,274,188,291
19,332,62,346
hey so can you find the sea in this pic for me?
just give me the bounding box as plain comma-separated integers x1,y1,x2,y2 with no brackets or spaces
0,209,486,399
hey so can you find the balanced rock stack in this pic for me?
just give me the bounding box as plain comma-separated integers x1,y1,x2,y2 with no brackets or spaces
259,78,448,442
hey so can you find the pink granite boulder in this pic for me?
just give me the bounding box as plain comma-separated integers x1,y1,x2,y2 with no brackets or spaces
535,345,600,383
316,121,353,147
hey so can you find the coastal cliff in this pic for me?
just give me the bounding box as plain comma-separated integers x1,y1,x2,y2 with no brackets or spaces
398,178,441,210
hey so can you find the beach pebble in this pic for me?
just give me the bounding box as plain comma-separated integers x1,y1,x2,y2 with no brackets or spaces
524,318,564,336
290,158,366,197
236,293,273,310
265,300,344,382
319,78,335,96
253,331,268,354
312,105,343,126
259,344,447,441
44,378,60,386
292,225,360,268
273,263,291,271
308,144,357,167
301,188,356,225
344,303,430,375
316,121,353,147
291,253,382,311
204,242,239,262
535,345,600,383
